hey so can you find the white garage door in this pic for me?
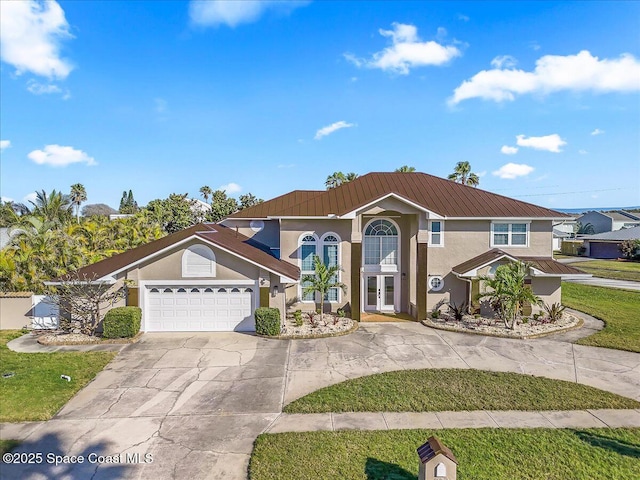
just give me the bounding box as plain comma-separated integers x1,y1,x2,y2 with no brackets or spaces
145,286,255,332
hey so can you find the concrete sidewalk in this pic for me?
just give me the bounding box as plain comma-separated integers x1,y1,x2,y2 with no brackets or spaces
266,409,640,433
564,277,640,291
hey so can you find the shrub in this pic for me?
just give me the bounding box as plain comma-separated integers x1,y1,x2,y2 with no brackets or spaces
544,303,566,323
336,309,345,318
255,307,281,336
103,306,141,338
447,301,467,321
293,310,303,327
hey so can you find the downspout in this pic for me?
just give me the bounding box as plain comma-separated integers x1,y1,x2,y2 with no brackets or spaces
454,272,473,314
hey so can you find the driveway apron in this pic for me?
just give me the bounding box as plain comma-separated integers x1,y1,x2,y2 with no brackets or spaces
2,320,640,479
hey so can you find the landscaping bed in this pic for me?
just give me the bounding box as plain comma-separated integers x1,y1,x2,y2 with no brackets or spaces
423,311,581,339
563,282,640,352
0,330,116,422
284,369,640,413
250,428,640,480
35,331,143,345
277,312,357,339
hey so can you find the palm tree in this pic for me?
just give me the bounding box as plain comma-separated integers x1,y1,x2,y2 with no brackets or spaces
325,172,358,189
70,183,87,223
302,255,347,315
448,161,480,187
479,261,542,329
395,166,416,172
199,185,213,204
29,189,73,224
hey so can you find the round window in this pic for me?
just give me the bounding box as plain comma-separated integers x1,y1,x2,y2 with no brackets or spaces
429,276,444,292
250,220,264,232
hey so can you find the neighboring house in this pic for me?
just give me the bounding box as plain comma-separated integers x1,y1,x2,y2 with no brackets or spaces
576,210,640,234
55,172,587,332
582,226,640,259
552,228,571,251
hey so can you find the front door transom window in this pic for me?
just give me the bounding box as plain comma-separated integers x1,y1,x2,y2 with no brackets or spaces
364,219,398,266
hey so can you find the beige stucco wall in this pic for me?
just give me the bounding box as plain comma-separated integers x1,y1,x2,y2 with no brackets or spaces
0,296,33,330
223,219,280,250
135,239,259,282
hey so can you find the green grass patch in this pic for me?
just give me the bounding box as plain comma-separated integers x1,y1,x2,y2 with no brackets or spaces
0,330,116,422
284,369,640,413
563,283,640,353
250,428,640,480
0,440,21,454
567,259,640,282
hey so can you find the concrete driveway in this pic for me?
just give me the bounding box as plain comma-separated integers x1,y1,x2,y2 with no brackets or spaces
2,321,640,479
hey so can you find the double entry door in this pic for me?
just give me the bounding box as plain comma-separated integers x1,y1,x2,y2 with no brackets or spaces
365,274,395,312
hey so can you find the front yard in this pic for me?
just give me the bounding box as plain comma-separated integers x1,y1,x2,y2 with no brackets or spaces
562,283,640,353
284,369,640,413
250,428,640,480
565,258,640,282
0,330,116,422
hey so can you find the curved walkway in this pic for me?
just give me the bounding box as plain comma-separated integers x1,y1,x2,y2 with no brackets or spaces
2,315,639,480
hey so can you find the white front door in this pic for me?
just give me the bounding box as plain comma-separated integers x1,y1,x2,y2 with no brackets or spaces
364,275,395,312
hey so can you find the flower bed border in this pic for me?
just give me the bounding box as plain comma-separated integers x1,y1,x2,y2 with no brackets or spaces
36,331,144,345
257,320,359,340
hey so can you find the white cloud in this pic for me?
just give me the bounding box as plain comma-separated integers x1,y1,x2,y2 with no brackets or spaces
189,0,308,28
345,22,461,75
314,121,356,140
501,145,519,155
26,79,60,93
218,182,242,194
579,149,588,155
277,163,296,169
0,140,10,151
457,14,470,22
492,163,534,179
476,170,487,177
0,0,74,79
1,196,13,203
491,55,517,69
516,134,566,153
591,128,604,136
27,145,96,167
24,192,38,204
450,50,640,104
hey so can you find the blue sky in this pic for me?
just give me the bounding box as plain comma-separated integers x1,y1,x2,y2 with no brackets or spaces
1,1,639,211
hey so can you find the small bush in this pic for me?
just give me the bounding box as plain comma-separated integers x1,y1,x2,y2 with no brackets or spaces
447,301,467,321
544,303,566,323
336,309,345,318
255,307,281,336
103,306,141,338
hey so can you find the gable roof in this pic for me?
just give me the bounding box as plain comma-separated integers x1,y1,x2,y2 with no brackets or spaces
452,248,587,277
583,226,640,242
55,223,299,283
229,172,569,220
417,436,458,465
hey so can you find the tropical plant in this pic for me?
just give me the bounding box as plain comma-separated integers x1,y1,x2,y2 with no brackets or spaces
239,193,263,210
145,193,198,234
119,190,138,214
447,161,480,187
447,300,467,321
574,222,595,236
543,302,566,323
199,185,213,204
395,165,416,172
29,190,72,224
205,190,239,222
302,255,347,315
619,239,640,260
479,261,542,329
0,201,30,227
325,171,358,189
69,183,87,223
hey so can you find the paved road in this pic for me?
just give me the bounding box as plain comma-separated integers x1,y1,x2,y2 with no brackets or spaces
564,276,640,291
2,321,639,480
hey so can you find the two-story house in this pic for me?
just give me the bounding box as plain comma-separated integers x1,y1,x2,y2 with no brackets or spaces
61,172,585,332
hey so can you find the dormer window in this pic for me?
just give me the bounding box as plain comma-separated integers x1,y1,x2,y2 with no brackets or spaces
182,244,216,277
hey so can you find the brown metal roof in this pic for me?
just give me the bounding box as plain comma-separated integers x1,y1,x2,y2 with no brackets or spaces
453,248,586,276
57,223,299,282
417,436,458,464
228,172,569,219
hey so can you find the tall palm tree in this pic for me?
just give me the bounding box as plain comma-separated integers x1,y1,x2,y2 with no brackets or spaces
325,172,358,189
345,172,359,182
447,161,480,187
70,183,87,223
302,255,347,315
199,185,213,204
395,166,416,172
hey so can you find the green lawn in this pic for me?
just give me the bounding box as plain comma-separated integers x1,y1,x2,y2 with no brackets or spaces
284,369,640,413
562,283,640,353
0,330,116,422
566,259,640,282
250,428,640,480
0,440,20,454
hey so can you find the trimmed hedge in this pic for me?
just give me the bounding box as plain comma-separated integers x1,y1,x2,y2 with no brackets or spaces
103,306,141,338
255,307,281,336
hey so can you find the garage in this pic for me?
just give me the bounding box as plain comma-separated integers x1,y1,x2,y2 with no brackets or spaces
145,285,255,332
588,241,621,259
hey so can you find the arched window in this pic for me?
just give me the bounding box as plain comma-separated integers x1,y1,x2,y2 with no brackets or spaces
435,463,447,477
299,234,318,302
322,233,341,302
364,219,398,266
182,244,216,277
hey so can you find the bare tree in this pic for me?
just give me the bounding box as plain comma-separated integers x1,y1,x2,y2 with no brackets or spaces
46,274,129,335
